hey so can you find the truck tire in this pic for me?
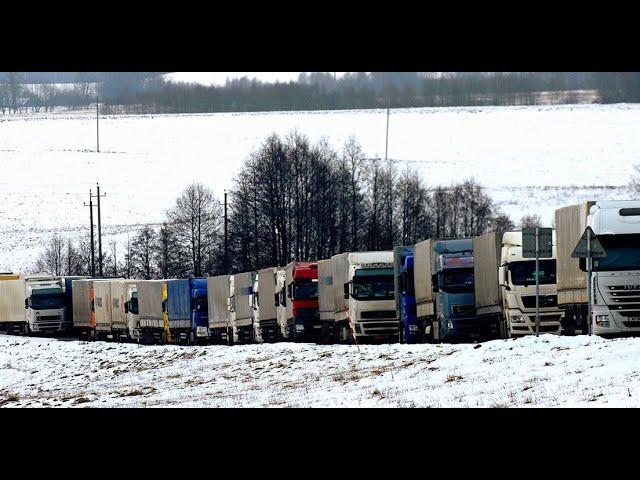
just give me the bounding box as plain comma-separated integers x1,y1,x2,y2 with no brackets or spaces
398,321,404,344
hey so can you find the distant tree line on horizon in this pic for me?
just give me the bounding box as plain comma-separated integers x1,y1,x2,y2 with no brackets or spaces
31,132,545,278
2,72,640,115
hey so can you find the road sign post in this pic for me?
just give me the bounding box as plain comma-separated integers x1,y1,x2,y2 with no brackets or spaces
523,227,553,337
571,226,606,336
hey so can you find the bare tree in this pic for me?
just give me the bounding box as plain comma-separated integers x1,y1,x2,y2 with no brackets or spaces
520,214,543,229
34,234,65,275
130,226,157,279
167,182,222,277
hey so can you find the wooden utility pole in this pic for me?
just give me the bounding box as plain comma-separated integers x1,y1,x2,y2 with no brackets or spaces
92,184,107,277
84,190,95,276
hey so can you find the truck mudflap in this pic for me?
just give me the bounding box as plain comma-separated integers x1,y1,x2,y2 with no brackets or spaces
210,327,234,345
234,325,255,345
259,319,281,343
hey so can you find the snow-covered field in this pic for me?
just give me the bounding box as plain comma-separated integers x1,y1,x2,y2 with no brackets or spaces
1,333,638,407
0,103,638,272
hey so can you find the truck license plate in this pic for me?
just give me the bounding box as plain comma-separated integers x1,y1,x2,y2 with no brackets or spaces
196,327,208,337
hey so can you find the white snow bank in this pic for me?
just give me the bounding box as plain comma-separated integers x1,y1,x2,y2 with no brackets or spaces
0,334,637,407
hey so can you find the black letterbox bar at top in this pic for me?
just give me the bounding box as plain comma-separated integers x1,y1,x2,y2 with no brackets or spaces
619,208,640,216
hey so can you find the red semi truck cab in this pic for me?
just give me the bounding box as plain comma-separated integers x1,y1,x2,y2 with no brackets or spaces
286,261,320,341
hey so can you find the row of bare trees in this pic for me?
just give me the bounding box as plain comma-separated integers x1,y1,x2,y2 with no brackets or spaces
34,132,541,278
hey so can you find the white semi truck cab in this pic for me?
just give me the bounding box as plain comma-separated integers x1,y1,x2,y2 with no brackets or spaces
499,231,563,336
24,276,67,334
333,251,397,343
587,201,640,335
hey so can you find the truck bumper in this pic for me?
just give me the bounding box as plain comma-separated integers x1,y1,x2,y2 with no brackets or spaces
441,317,495,342
510,313,563,336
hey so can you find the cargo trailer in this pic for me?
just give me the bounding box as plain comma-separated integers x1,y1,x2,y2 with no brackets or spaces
231,271,255,344
208,274,232,345
137,279,169,344
318,259,335,344
0,278,26,334
94,280,114,340
255,267,280,342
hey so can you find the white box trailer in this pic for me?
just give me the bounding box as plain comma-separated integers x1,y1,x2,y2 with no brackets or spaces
94,280,113,336
0,279,26,332
72,279,95,337
207,274,232,344
414,239,436,321
137,280,167,344
256,267,279,342
556,202,594,307
231,271,255,344
110,279,137,341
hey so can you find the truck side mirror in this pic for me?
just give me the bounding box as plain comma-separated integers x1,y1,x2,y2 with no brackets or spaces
343,282,350,299
432,274,438,293
24,298,28,309
124,301,129,313
274,293,279,307
287,283,292,299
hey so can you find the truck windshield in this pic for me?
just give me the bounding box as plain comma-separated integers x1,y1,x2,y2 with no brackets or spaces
194,298,208,312
442,268,474,293
30,292,65,310
593,234,640,272
353,268,394,301
293,279,318,299
509,260,556,286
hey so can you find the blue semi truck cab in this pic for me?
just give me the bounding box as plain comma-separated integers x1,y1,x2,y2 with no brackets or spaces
190,278,209,344
415,238,479,342
394,246,420,343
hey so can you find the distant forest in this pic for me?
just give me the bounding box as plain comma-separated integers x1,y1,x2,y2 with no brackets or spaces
1,72,640,114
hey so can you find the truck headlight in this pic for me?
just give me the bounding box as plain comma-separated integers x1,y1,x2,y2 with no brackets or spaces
595,315,610,327
408,325,418,333
447,320,454,329
295,324,305,332
511,315,525,324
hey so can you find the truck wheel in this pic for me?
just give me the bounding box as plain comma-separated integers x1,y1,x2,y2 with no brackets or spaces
398,321,404,344
24,323,31,337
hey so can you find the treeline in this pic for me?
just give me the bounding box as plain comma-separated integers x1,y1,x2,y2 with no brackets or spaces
0,72,160,114
101,72,640,114
4,72,640,115
33,132,540,278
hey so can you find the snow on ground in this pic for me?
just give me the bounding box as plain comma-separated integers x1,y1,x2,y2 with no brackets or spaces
0,103,638,272
0,333,638,407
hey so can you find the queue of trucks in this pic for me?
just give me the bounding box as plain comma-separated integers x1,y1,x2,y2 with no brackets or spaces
1,200,640,345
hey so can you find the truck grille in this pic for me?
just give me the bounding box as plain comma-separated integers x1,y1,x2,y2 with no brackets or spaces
360,310,396,320
521,295,557,309
527,314,562,324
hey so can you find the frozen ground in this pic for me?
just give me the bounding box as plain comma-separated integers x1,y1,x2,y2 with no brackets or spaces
0,103,638,272
0,333,638,407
